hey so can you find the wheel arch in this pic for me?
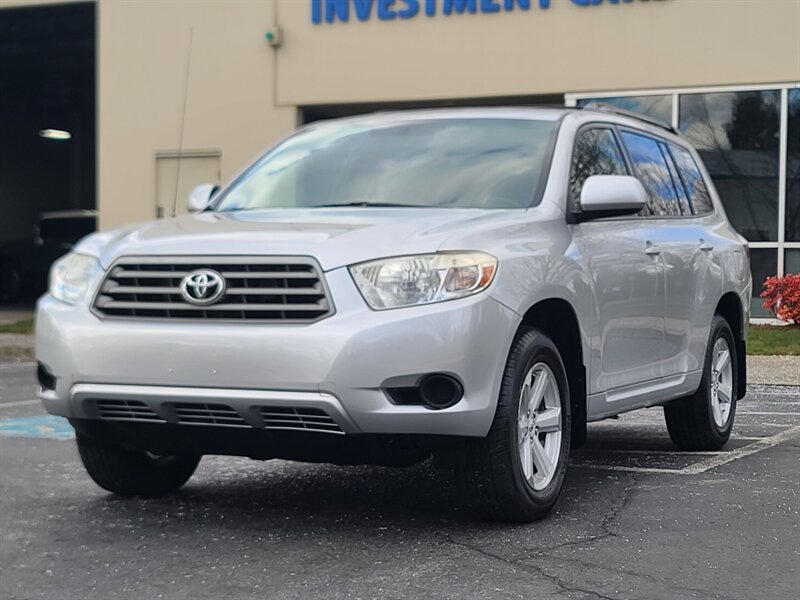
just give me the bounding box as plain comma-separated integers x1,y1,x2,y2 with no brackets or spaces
714,292,747,400
517,298,588,449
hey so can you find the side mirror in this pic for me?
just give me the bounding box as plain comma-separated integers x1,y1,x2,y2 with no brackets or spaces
578,175,646,220
187,183,220,213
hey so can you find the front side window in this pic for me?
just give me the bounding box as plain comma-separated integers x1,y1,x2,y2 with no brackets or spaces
213,118,558,211
669,145,714,215
620,131,682,217
569,128,628,211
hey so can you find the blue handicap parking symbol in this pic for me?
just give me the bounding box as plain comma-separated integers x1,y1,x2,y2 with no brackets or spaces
0,415,75,440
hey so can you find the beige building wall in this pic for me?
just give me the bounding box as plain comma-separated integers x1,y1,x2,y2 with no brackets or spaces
9,0,800,230
276,0,800,105
97,0,295,230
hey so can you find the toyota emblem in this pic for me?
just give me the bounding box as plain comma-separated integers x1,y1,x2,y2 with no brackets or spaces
180,269,226,306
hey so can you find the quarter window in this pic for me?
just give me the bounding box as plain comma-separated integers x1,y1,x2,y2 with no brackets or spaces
669,145,714,215
569,128,628,211
620,131,682,217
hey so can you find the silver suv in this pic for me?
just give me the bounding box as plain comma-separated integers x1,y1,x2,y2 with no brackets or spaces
36,107,751,521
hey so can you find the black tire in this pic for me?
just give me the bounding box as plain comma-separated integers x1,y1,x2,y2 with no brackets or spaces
76,433,200,496
664,315,738,451
462,328,571,522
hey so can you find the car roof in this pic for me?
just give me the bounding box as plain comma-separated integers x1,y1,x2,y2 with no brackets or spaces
307,106,569,126
305,106,685,144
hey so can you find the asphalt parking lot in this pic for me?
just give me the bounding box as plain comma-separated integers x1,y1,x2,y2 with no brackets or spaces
1,359,798,600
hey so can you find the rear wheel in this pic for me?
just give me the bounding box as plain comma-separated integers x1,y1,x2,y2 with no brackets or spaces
664,315,738,450
463,329,571,522
76,433,200,495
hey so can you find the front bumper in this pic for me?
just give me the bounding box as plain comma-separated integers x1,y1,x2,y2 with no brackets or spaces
36,268,519,438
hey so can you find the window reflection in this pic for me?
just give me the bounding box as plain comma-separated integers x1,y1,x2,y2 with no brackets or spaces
785,249,800,275
620,131,682,217
786,89,800,242
577,95,673,124
679,91,780,241
569,128,628,211
668,145,714,215
216,119,557,211
750,249,778,317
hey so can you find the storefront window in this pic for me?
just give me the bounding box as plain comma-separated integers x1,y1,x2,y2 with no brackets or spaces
786,249,800,275
750,249,779,317
679,91,781,242
576,95,672,124
786,89,800,242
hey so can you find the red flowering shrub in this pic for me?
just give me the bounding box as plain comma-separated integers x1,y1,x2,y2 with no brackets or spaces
761,274,800,324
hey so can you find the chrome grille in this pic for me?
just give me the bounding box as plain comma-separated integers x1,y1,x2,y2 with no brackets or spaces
172,402,249,428
259,406,343,434
95,399,165,423
92,256,333,322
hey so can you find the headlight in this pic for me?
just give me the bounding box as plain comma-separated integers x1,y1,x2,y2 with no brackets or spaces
49,253,101,305
349,252,497,310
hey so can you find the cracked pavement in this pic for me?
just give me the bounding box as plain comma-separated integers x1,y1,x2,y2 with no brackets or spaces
1,362,799,599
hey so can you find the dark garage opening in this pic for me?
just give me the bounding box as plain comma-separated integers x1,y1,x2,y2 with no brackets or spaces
300,94,565,124
0,1,95,302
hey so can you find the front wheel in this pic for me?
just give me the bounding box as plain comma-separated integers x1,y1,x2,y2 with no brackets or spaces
664,315,738,450
462,329,571,522
76,433,200,496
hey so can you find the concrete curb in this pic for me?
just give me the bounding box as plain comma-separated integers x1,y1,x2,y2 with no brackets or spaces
0,334,35,362
748,355,800,386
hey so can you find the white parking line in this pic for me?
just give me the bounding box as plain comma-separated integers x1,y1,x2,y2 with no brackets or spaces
738,411,799,416
0,399,40,409
573,425,800,475
682,425,800,474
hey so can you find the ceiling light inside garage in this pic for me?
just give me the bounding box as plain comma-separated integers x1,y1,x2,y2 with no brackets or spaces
39,128,72,140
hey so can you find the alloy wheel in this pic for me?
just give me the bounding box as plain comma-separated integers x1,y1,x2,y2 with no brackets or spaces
517,362,563,491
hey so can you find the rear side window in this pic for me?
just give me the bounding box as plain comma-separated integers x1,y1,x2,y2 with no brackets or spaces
620,131,682,217
569,128,628,211
668,145,714,215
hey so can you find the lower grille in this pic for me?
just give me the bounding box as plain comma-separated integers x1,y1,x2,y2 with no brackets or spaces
91,399,343,434
172,403,249,428
95,399,165,423
259,406,343,434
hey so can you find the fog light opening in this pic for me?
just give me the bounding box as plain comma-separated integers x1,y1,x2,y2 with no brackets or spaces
37,362,57,391
418,374,463,410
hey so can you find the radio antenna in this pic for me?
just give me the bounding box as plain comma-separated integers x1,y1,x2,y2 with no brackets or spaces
171,26,194,217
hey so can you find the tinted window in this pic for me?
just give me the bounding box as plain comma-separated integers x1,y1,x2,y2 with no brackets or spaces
38,217,96,241
214,119,558,211
660,143,691,215
679,91,780,240
787,89,800,241
620,131,682,217
669,145,714,215
569,128,628,211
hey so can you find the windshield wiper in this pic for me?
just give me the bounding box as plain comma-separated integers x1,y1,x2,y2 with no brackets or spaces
314,202,428,208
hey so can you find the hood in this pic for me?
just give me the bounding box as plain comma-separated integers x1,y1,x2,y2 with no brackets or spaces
77,208,525,271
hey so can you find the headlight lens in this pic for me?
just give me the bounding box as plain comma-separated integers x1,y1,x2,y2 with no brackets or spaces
349,252,497,310
49,253,101,305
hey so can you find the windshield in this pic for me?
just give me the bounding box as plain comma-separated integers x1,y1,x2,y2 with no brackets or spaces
213,118,558,211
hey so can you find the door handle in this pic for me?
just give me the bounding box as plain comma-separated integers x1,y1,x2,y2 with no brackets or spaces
645,244,662,256
699,239,714,252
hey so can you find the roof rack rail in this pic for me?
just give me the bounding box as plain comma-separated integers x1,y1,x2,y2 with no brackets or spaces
580,102,678,135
